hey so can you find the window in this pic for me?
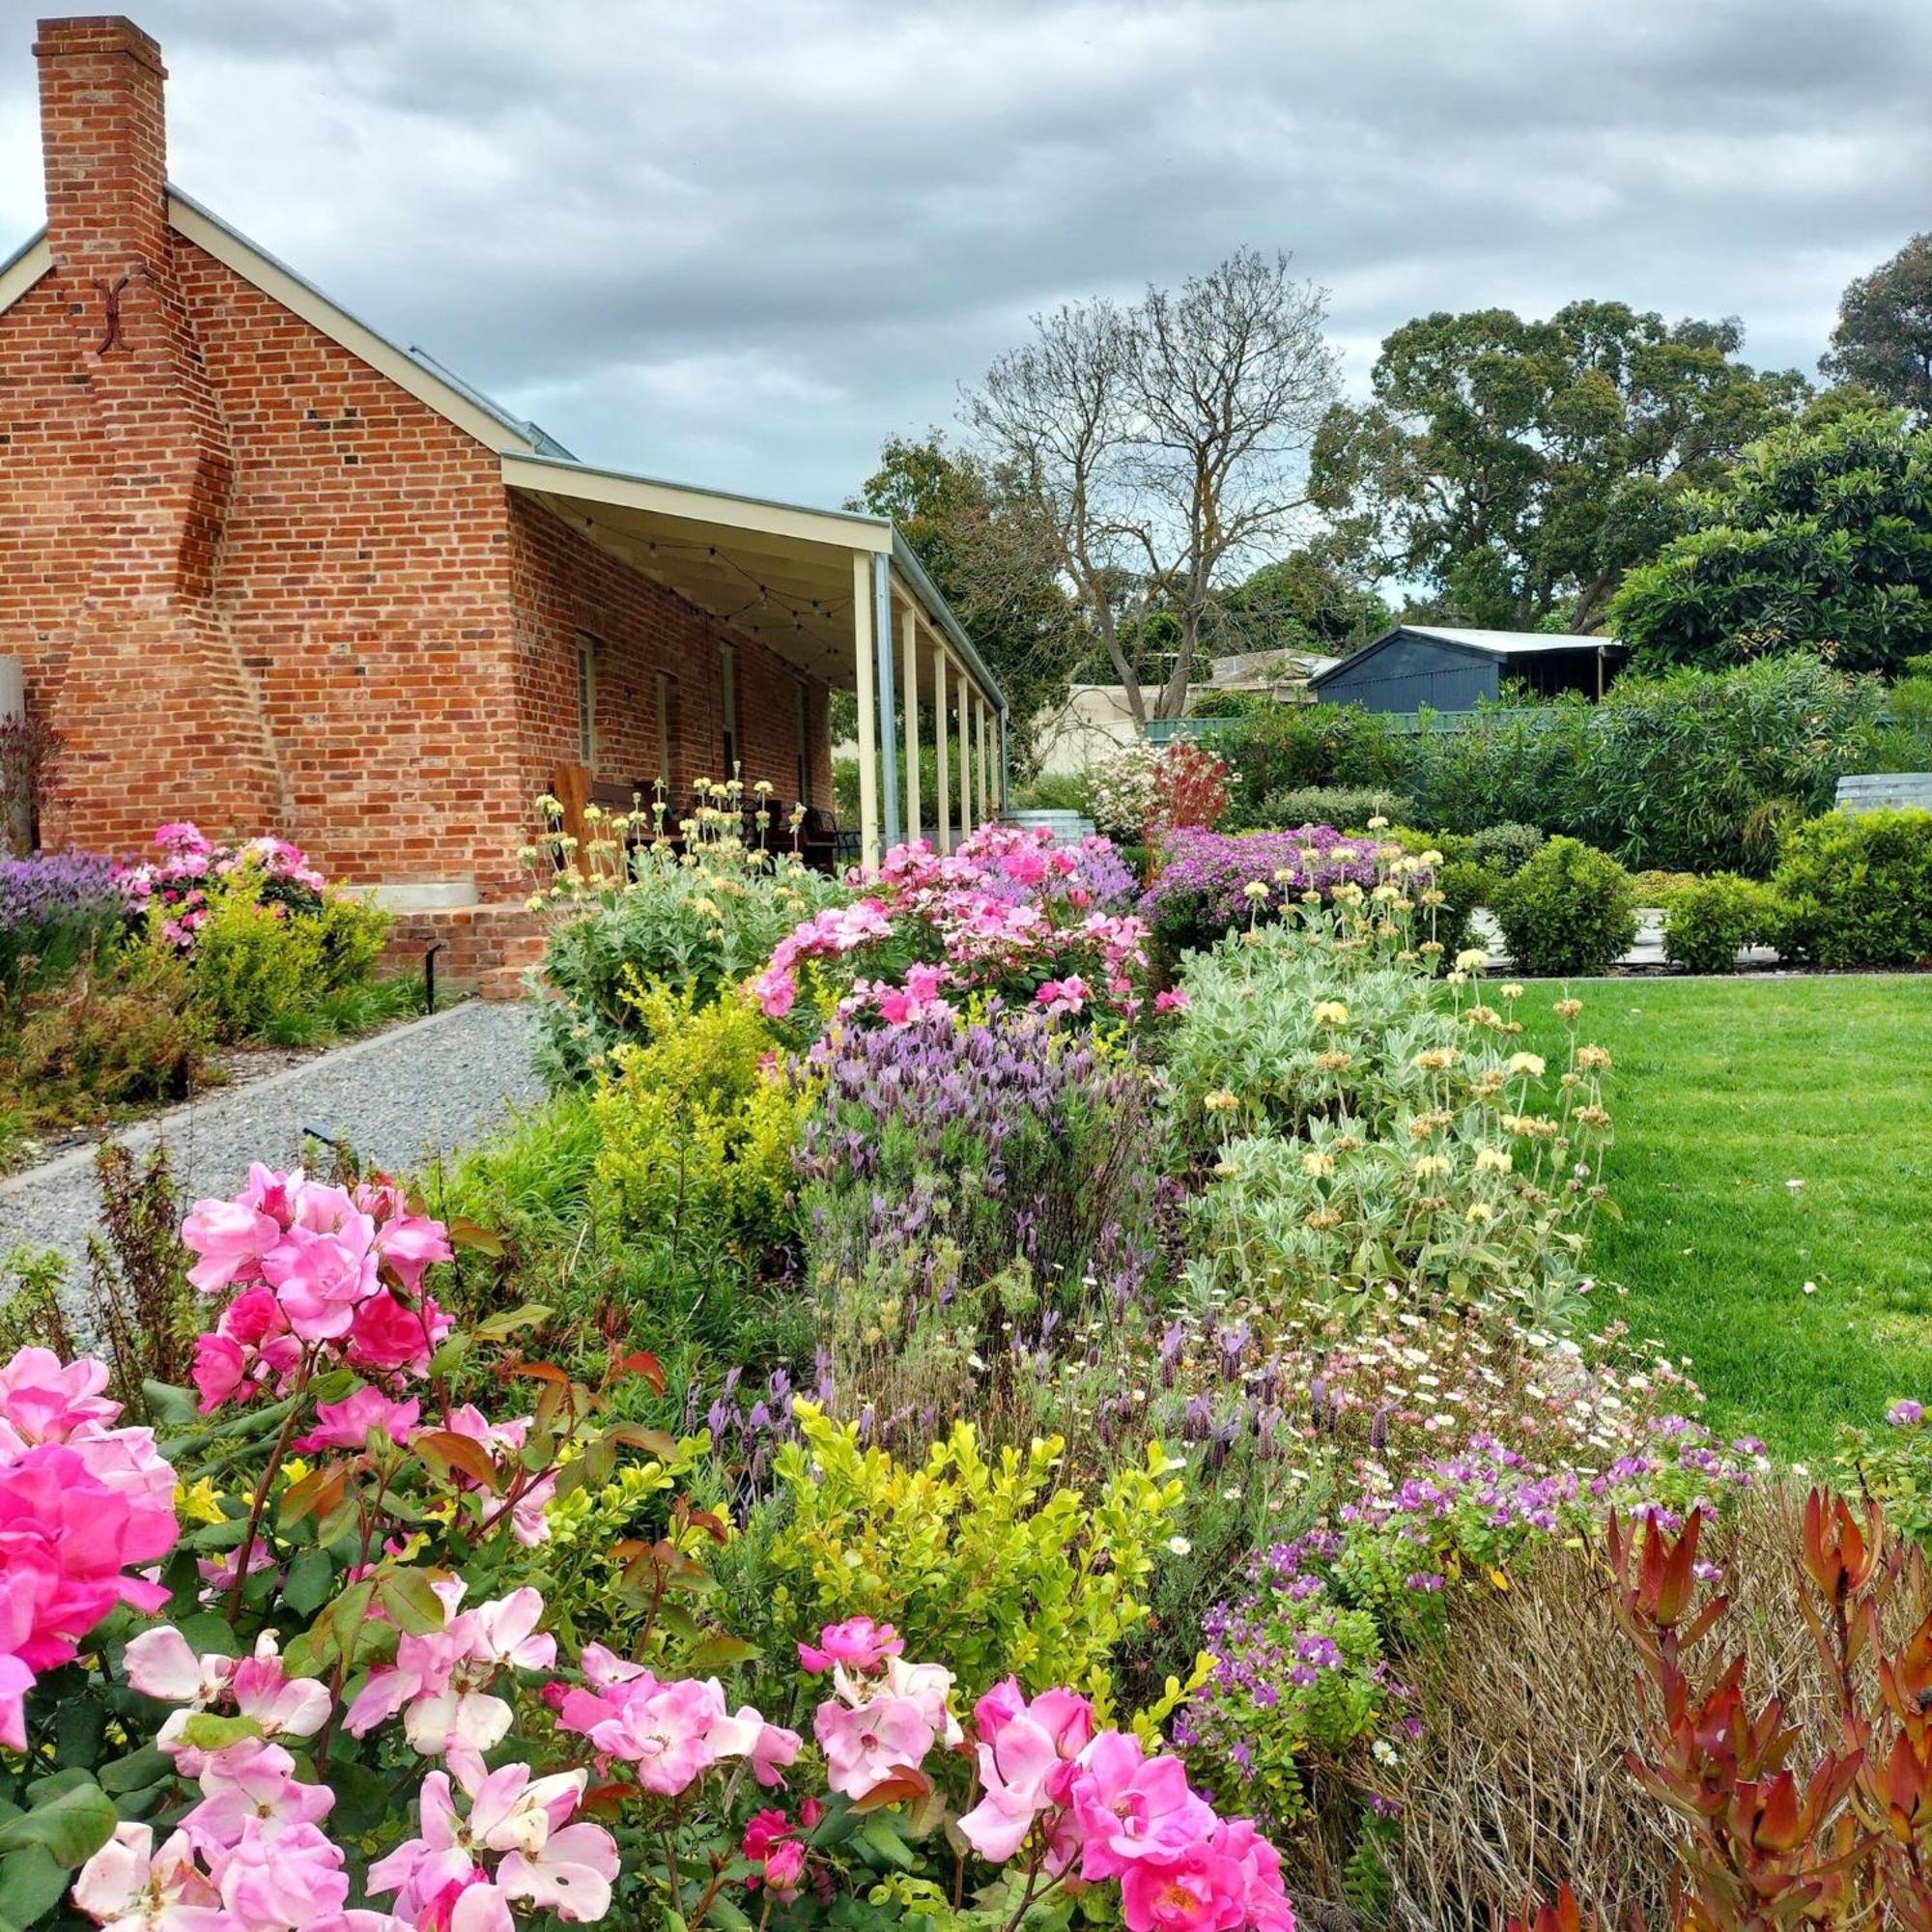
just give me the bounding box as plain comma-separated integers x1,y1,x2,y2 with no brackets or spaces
575,636,597,767
718,641,738,777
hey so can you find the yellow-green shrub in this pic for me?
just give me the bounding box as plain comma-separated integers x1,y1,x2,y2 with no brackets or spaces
590,980,808,1268
766,1401,1182,1704
312,893,391,989
171,870,329,1040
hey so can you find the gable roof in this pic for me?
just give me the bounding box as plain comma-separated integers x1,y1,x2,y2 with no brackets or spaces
1307,623,1618,689
0,186,1004,713
164,188,574,457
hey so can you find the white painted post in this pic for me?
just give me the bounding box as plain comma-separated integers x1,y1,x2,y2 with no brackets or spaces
957,664,974,838
900,607,921,848
853,552,879,870
977,696,990,822
932,643,952,856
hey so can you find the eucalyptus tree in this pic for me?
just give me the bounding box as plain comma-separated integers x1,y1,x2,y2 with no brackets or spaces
963,248,1338,724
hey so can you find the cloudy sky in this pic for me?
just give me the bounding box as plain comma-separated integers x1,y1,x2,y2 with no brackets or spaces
2,0,1926,509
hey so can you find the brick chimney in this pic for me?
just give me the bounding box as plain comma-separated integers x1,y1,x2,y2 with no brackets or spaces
25,17,287,849
35,16,171,280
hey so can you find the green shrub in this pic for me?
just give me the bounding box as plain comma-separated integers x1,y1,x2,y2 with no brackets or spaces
532,848,850,1084
765,1402,1182,1704
1772,807,1932,968
1237,783,1417,833
177,870,329,1041
1212,702,1414,823
588,981,808,1357
1412,698,1593,837
1466,821,1547,878
1408,658,1905,875
1009,770,1091,814
1492,837,1639,977
311,892,391,989
1662,873,1780,974
1431,856,1493,963
1572,656,1892,874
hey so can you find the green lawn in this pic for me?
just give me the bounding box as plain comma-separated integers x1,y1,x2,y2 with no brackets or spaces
1505,975,1932,1464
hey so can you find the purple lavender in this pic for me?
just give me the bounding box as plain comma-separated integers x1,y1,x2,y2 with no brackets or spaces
1138,823,1401,947
1,849,126,993
796,1005,1161,1360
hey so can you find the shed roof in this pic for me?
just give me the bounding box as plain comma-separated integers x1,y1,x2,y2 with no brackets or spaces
1307,624,1618,690
1378,625,1612,658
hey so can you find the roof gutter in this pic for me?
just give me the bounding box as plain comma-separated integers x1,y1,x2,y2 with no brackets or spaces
892,533,1007,718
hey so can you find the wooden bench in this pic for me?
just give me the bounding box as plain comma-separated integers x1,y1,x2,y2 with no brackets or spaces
548,762,653,880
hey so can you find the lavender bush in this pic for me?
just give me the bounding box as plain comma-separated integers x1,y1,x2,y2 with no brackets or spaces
1139,824,1384,952
794,1006,1163,1437
0,849,125,994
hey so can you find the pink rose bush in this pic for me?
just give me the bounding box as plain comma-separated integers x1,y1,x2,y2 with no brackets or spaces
0,1348,178,1751
2,1152,1301,1932
120,819,329,953
185,1164,453,1411
752,825,1151,1029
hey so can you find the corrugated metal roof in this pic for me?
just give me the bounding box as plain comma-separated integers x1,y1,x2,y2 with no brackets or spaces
1393,625,1612,657
1307,624,1620,690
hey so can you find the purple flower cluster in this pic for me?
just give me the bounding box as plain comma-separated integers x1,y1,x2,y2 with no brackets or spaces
1174,1528,1399,1818
1137,824,1385,942
795,1006,1161,1338
682,1360,821,1502
1,849,127,990
0,850,122,930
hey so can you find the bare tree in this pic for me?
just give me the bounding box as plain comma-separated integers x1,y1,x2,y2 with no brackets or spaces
963,248,1338,724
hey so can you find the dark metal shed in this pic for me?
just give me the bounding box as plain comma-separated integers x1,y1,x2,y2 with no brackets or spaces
1306,625,1626,714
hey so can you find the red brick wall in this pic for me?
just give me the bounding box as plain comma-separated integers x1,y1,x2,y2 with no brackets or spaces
171,241,526,897
507,495,835,834
2,17,836,901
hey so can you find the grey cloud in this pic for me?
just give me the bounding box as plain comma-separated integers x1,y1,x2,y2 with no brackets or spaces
1,0,1926,505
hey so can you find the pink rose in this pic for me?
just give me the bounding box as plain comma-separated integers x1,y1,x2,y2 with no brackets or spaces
1071,1730,1216,1881
797,1616,904,1674
180,1198,281,1293
345,1291,449,1378
294,1386,421,1453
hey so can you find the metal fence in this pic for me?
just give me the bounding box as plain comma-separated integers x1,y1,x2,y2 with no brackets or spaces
1143,707,1548,744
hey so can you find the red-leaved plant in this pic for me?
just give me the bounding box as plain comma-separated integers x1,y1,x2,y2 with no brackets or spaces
1533,1491,1932,1931
1146,740,1234,843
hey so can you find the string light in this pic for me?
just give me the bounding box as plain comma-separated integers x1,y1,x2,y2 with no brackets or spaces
577,509,854,674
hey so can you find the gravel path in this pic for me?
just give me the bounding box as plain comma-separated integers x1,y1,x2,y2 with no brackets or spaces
0,1000,542,1292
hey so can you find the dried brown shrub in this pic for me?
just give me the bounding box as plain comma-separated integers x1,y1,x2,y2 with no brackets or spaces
1381,1483,1922,1930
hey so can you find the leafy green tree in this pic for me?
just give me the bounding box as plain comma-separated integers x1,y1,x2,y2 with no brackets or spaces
1820,234,1932,415
1213,547,1391,660
1607,410,1932,677
1310,302,1808,633
849,432,1079,768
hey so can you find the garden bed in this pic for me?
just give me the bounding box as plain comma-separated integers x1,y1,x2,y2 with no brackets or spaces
8,815,1932,1932
1,997,434,1178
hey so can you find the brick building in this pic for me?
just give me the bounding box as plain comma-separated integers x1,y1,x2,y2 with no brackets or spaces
0,16,1006,987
